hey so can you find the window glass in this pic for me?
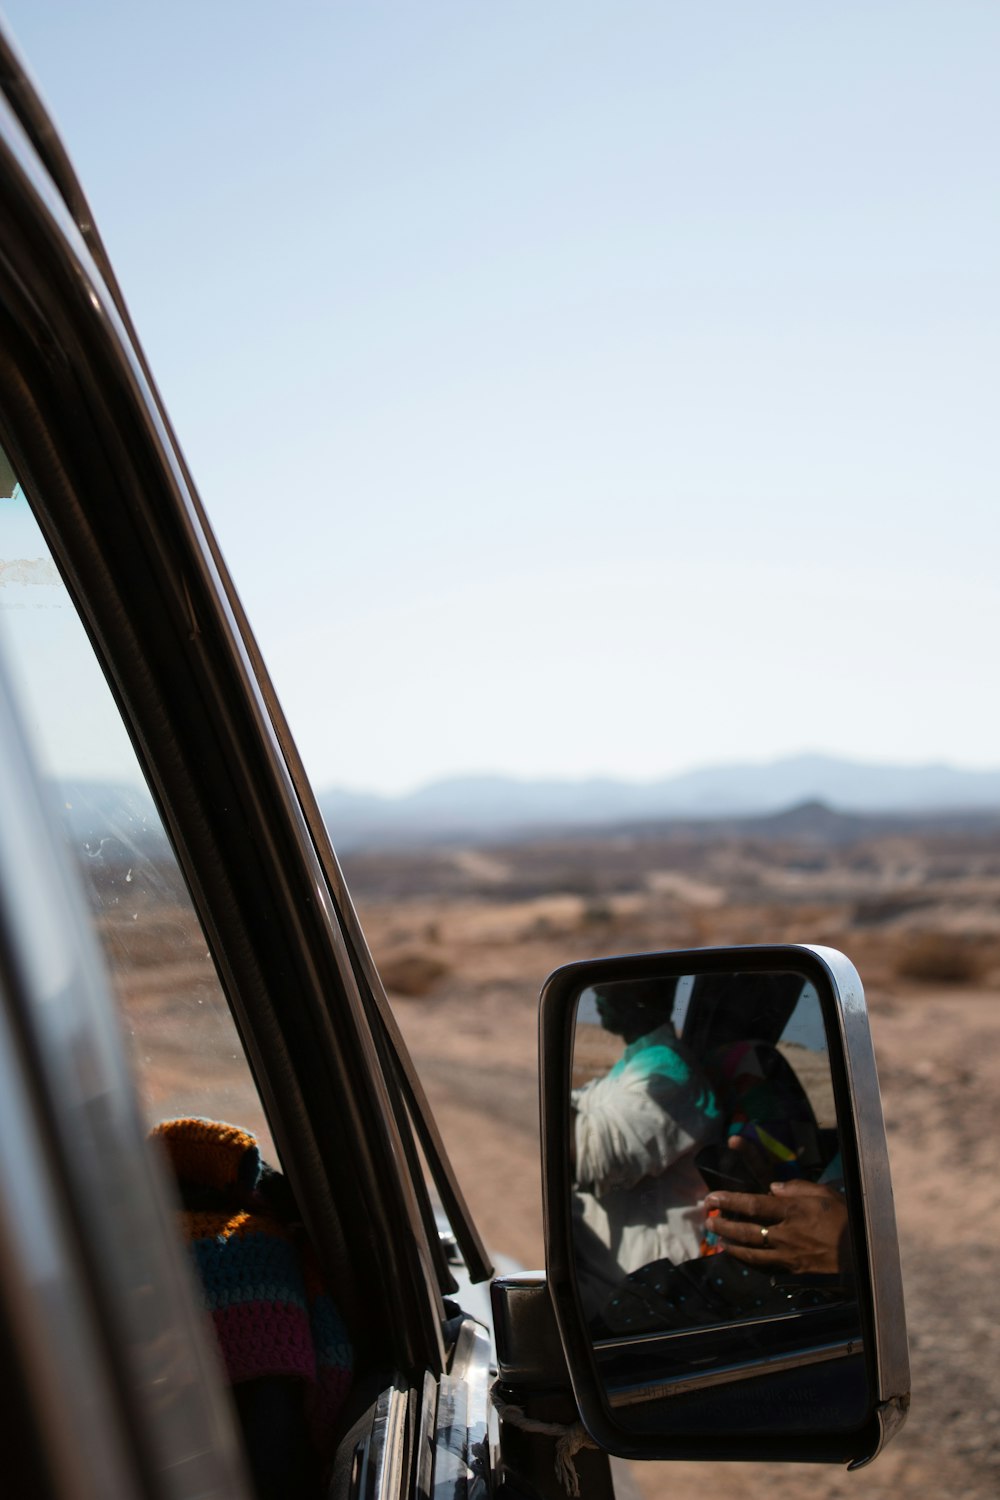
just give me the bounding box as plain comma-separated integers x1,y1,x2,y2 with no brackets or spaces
0,444,274,1159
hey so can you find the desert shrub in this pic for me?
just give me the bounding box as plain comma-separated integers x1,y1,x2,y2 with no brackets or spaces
380,949,450,997
581,899,615,929
893,934,983,984
527,914,557,939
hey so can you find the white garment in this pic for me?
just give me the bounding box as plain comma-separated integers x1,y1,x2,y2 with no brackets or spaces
572,1022,721,1318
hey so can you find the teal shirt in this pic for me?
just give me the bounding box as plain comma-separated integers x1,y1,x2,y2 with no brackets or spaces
608,1024,720,1122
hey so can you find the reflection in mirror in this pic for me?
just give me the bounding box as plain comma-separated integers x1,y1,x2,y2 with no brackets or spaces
570,969,860,1420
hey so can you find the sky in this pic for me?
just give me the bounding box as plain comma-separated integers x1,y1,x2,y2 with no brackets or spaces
2,2,998,794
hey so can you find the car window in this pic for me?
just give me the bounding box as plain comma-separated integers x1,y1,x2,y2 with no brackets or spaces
0,441,275,1160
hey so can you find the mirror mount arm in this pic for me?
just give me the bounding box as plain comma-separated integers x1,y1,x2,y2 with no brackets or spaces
491,1273,615,1500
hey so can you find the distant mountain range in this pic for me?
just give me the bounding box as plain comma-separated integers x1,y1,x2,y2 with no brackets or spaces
49,755,1000,861
317,753,1000,848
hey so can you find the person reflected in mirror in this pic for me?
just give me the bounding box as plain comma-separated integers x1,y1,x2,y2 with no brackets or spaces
571,979,722,1323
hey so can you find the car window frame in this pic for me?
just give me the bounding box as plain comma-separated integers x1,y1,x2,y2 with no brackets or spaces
0,75,452,1380
3,25,491,1290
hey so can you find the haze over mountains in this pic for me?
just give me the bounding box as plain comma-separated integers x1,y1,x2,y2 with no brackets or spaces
316,753,1000,848
54,753,1000,860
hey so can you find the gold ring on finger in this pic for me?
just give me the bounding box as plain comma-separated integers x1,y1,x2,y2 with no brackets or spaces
760,1225,769,1242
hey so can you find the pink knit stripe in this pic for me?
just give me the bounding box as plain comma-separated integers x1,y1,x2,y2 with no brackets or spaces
213,1302,315,1384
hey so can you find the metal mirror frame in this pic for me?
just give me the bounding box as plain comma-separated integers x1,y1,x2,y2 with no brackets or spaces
539,944,910,1466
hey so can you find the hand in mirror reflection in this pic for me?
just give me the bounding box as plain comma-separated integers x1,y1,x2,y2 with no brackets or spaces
706,1172,851,1279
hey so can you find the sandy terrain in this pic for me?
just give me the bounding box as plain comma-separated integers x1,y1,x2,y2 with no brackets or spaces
354,821,1000,1499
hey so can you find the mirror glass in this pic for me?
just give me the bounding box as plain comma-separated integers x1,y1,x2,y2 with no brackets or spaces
570,968,863,1425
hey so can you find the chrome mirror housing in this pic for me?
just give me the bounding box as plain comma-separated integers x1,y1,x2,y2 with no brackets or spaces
539,945,909,1466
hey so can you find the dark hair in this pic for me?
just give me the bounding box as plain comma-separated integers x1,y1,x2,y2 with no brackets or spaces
594,977,678,1038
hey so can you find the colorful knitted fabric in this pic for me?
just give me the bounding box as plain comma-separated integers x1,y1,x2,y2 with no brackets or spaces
706,1038,821,1178
152,1118,352,1458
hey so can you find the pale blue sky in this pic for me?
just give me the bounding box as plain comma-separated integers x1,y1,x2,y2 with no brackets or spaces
4,3,998,792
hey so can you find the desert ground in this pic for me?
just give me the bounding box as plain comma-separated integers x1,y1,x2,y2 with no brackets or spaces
346,815,1000,1500
92,809,1000,1497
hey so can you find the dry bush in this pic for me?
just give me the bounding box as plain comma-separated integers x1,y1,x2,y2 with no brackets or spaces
893,933,984,984
580,898,616,930
379,948,450,997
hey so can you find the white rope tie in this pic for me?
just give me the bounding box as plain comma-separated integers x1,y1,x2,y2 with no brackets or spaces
491,1389,598,1497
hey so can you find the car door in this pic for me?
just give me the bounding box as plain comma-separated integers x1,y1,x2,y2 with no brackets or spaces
0,591,253,1500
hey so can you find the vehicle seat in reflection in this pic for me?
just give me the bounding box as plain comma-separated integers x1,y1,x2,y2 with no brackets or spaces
151,1118,353,1498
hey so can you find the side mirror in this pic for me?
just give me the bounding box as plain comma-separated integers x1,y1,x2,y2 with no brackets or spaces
539,945,909,1467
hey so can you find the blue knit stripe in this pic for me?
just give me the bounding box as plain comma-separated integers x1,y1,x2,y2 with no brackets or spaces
191,1231,308,1314
198,1283,310,1313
